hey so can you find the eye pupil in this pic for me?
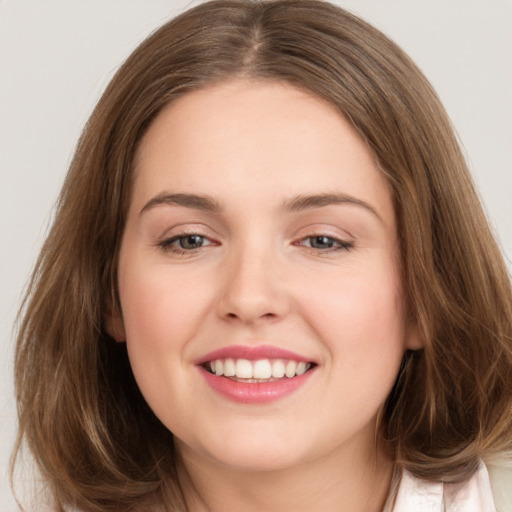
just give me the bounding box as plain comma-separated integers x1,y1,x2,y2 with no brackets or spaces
180,235,204,249
310,236,335,249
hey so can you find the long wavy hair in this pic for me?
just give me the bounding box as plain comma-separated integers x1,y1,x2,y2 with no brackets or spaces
12,1,512,510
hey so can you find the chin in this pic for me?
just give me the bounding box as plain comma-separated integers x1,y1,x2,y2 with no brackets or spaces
212,445,307,474
177,425,313,474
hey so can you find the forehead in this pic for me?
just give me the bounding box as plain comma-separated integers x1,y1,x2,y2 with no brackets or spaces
132,79,394,225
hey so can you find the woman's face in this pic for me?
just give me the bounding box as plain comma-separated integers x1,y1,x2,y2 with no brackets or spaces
113,80,419,473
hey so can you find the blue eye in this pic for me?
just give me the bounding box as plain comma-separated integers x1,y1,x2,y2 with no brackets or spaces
159,234,213,253
175,234,206,249
300,235,353,251
308,236,337,249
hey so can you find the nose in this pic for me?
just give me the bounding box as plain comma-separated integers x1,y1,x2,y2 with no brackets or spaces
216,243,290,325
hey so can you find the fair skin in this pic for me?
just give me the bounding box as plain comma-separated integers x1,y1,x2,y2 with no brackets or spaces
110,79,420,512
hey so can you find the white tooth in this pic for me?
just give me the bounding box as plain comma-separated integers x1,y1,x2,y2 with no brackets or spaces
224,358,235,377
295,362,306,376
214,359,224,376
210,361,215,373
253,359,272,379
285,360,297,378
235,359,253,379
271,360,286,378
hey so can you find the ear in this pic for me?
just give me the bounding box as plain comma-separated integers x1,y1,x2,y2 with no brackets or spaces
105,305,126,343
404,317,424,350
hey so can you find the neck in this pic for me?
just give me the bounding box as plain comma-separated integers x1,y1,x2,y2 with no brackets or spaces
176,439,394,512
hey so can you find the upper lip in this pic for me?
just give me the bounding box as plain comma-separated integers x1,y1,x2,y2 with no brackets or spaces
194,344,315,365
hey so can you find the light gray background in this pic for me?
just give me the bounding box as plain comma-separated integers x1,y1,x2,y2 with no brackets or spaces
1,1,511,510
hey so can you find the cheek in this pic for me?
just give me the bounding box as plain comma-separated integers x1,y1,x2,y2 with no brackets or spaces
119,265,209,347
297,260,406,369
118,265,217,427
117,262,216,404
284,261,407,452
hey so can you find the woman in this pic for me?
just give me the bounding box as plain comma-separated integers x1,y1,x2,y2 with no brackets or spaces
12,1,512,510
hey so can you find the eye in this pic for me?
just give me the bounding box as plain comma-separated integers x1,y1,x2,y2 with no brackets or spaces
158,233,215,253
174,234,208,250
298,235,353,252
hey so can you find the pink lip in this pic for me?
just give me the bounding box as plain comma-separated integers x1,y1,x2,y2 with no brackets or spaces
194,344,313,365
198,366,315,404
195,344,316,404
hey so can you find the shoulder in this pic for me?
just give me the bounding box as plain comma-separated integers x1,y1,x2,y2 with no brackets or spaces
442,462,496,511
487,455,512,512
391,460,511,512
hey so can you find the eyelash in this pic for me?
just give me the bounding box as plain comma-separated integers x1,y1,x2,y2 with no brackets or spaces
295,235,354,253
157,233,215,255
157,233,353,256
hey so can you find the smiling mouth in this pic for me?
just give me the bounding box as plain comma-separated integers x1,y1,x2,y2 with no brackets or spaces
203,358,315,382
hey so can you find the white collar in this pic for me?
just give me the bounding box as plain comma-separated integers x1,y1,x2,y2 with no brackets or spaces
387,462,497,512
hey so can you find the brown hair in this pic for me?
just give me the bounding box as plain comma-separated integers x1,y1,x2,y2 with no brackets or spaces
13,1,512,510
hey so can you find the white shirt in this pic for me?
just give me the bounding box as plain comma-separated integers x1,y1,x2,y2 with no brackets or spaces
384,461,512,512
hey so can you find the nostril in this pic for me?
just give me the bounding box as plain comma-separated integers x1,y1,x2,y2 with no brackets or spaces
225,311,277,321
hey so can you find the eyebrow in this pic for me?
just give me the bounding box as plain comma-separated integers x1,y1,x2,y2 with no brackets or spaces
281,193,383,222
140,191,382,223
140,192,221,215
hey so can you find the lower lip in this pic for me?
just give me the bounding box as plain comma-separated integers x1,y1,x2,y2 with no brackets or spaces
199,367,315,404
